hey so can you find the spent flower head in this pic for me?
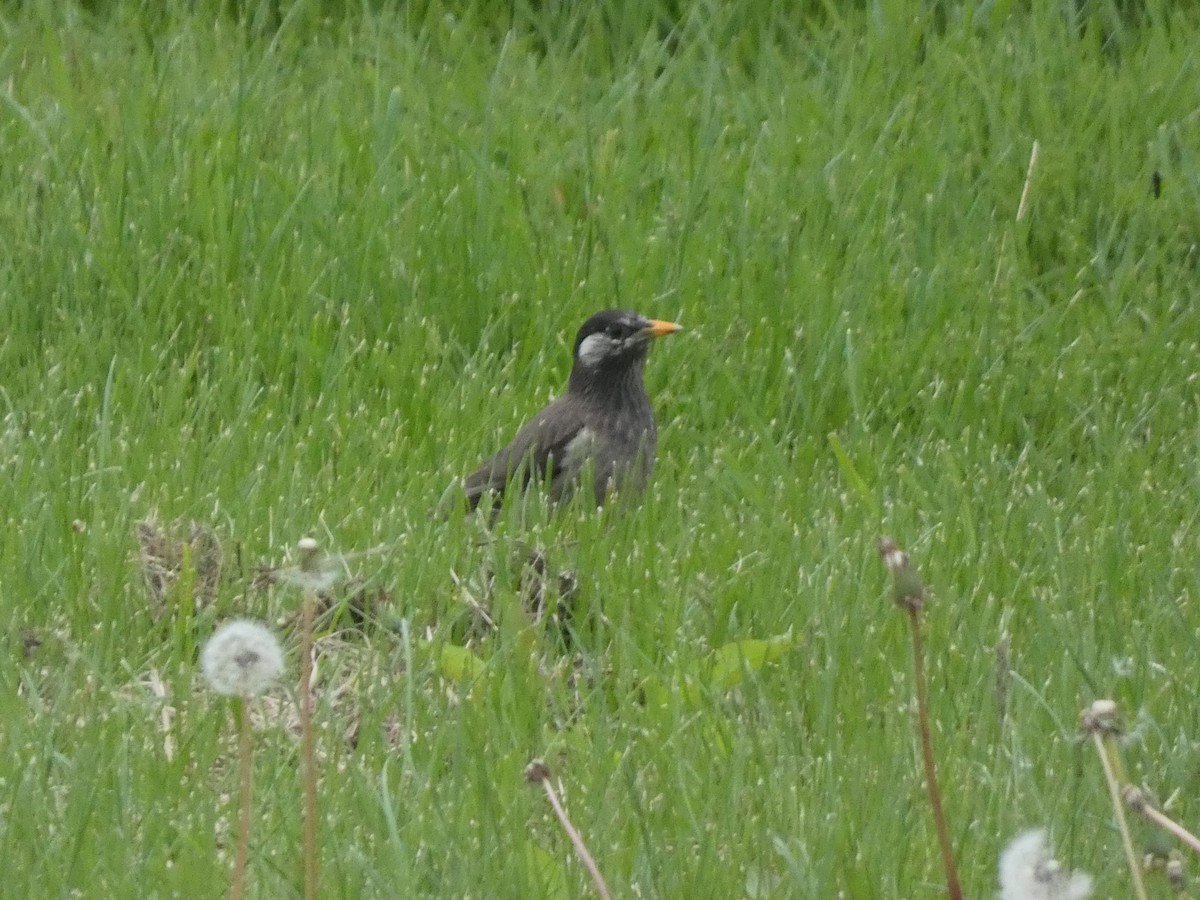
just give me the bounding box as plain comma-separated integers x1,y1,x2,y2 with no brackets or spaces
999,829,1093,900
263,537,393,595
201,619,285,697
879,537,926,611
1080,699,1121,737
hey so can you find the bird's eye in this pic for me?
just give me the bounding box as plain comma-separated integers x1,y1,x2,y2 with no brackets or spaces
605,325,625,340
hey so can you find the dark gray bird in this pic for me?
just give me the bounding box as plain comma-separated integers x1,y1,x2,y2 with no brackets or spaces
464,309,682,512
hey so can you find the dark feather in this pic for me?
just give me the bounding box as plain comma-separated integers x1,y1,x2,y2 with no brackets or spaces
463,396,588,510
462,309,676,513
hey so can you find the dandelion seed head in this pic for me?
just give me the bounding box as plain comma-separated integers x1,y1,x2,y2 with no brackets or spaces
201,620,284,697
1000,829,1093,900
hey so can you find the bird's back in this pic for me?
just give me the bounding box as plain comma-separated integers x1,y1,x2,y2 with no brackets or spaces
464,392,655,511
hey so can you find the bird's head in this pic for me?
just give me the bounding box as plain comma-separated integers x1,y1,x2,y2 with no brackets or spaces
570,309,682,378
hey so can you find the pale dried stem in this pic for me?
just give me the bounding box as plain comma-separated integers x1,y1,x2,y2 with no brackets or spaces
992,139,1041,290
1016,140,1040,223
1091,731,1149,900
300,588,319,900
533,769,612,900
1124,787,1200,857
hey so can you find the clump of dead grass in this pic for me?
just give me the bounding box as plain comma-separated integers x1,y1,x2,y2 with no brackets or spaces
136,514,224,619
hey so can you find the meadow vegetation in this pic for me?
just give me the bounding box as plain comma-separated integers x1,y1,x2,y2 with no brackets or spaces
2,0,1199,895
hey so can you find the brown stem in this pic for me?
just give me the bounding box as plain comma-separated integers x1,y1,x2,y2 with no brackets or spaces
906,605,963,900
300,589,318,900
231,697,252,900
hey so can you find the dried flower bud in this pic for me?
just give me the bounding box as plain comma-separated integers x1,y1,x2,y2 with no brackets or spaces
878,537,925,611
1166,857,1184,888
298,537,321,573
525,759,551,784
1122,785,1146,812
1080,699,1121,737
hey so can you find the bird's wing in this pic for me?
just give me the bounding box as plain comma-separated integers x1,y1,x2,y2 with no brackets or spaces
463,397,588,510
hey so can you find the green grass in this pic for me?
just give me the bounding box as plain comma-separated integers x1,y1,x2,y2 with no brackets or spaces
3,0,1200,895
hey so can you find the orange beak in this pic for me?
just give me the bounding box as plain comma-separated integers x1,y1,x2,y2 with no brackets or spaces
642,319,683,338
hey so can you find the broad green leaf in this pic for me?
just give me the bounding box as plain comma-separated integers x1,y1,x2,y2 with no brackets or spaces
709,633,796,693
438,644,486,685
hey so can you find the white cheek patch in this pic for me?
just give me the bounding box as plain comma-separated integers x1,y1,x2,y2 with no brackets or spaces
577,332,615,367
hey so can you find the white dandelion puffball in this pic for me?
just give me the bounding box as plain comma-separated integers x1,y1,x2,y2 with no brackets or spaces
1000,829,1093,900
201,620,285,697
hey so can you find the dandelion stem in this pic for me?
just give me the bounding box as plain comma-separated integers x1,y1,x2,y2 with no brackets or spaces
299,585,319,900
526,761,611,900
879,539,962,900
906,604,963,900
1123,786,1200,857
1090,730,1148,900
201,620,282,900
232,696,252,900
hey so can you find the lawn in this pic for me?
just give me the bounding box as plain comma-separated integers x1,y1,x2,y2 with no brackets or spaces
2,0,1199,896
